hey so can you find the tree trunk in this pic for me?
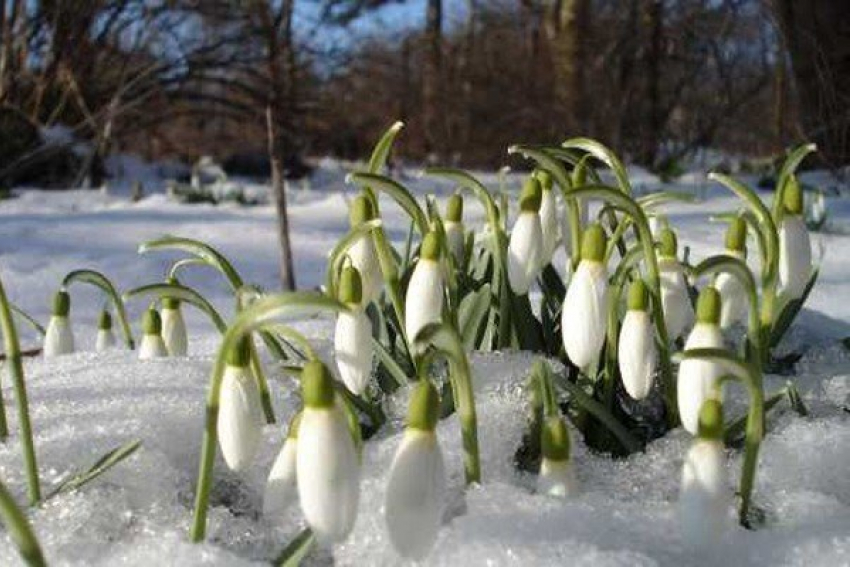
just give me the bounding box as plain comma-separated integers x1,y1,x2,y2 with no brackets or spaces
773,0,850,166
267,106,296,291
545,0,590,134
641,0,663,167
422,0,442,156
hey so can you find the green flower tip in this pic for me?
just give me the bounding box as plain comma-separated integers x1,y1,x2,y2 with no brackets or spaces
163,277,180,309
287,411,303,440
349,194,376,226
420,231,441,261
541,415,571,461
783,176,804,215
627,279,650,311
519,177,543,212
226,336,251,367
534,169,553,192
52,290,70,317
338,265,363,305
697,399,724,440
301,360,336,409
142,308,162,335
581,223,607,263
407,380,440,431
725,217,747,253
98,309,112,330
658,228,678,258
446,193,463,223
696,286,722,325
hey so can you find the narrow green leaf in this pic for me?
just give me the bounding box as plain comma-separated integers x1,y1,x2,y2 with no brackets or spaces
458,284,491,350
0,478,46,566
45,440,142,500
372,336,409,389
770,268,820,348
638,190,697,209
273,527,316,567
367,121,404,173
9,304,45,337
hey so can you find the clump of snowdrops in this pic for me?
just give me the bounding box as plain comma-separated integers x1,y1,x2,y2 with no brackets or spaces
0,122,821,565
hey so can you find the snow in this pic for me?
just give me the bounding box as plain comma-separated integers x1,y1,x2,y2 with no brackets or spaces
0,159,849,565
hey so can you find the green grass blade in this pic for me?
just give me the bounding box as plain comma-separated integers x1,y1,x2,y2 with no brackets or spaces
0,478,46,567
45,439,142,500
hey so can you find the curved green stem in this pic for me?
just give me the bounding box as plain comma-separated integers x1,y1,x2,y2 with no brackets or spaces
139,236,245,291
63,269,135,349
771,143,817,222
124,282,227,333
324,219,383,298
0,275,39,503
0,477,46,566
346,172,429,235
167,257,209,281
562,137,632,194
191,292,349,542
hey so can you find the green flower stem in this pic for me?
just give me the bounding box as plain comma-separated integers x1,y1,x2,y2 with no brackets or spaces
0,276,39,503
533,360,559,418
681,347,764,526
637,191,697,209
0,477,46,567
346,173,429,235
414,322,480,484
62,269,135,349
562,138,632,194
689,255,762,363
604,279,627,409
9,305,45,338
167,257,208,280
139,236,245,291
324,219,383,298
568,185,677,427
771,144,817,222
190,292,348,542
125,282,228,333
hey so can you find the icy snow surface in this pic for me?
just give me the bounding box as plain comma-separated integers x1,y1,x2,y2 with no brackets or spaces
0,162,849,565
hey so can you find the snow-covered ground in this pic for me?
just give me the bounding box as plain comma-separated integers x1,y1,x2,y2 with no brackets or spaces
0,159,849,565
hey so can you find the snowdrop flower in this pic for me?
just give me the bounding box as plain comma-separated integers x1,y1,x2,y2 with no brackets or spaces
677,287,725,435
405,232,444,344
679,399,729,549
618,279,658,400
385,380,446,560
138,308,168,360
658,228,695,341
217,337,264,472
562,223,609,370
810,190,826,226
43,290,75,357
538,414,578,497
161,284,188,356
507,177,544,295
444,193,466,267
297,360,360,543
778,178,812,299
95,309,116,352
264,412,301,518
536,170,559,267
348,194,383,305
334,266,373,395
715,217,748,330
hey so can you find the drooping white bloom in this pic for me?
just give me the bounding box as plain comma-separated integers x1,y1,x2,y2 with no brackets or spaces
385,430,446,559
405,232,444,343
507,211,544,294
161,305,188,356
659,258,694,340
618,280,657,400
95,309,116,352
264,413,301,518
677,288,725,435
385,379,445,560
334,265,373,395
679,400,728,549
778,214,812,300
539,181,559,266
562,224,608,370
297,361,360,543
348,194,383,304
217,358,264,472
44,291,75,358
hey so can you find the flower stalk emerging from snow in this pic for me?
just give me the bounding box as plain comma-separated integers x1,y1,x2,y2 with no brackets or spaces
138,308,168,360
43,290,75,357
444,193,466,267
778,178,812,301
562,223,609,370
507,177,544,295
217,338,264,472
405,232,445,346
618,279,658,400
677,287,725,435
334,266,373,395
679,399,728,548
657,229,695,341
539,415,577,497
297,360,360,544
95,310,116,352
161,279,188,356
264,412,301,518
348,194,383,305
385,380,446,559
715,218,748,330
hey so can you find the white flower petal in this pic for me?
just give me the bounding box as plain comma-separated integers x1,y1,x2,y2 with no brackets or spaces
349,234,383,304
264,437,298,518
95,329,116,352
677,323,725,434
385,430,446,560
161,307,188,356
217,364,264,472
297,403,360,543
335,310,373,395
538,457,578,497
679,439,728,548
618,310,657,400
405,259,444,342
507,212,544,295
778,215,812,299
138,334,168,360
444,221,465,266
659,258,695,340
561,261,608,369
44,316,75,357
715,271,747,330
539,189,559,265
